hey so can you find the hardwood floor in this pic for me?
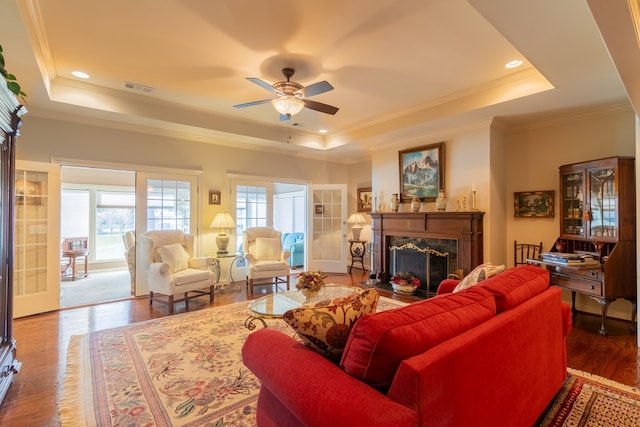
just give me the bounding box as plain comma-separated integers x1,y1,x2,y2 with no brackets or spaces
0,269,638,426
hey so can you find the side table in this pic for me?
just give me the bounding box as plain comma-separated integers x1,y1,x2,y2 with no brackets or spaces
210,254,245,291
348,240,367,272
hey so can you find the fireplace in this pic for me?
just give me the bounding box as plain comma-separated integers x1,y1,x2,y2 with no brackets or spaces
370,212,484,296
388,237,457,295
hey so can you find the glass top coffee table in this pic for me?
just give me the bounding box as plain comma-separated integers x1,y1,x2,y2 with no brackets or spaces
244,285,362,329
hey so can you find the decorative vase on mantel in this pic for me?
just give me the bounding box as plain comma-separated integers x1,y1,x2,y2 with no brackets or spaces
390,193,400,212
411,197,421,212
436,190,448,211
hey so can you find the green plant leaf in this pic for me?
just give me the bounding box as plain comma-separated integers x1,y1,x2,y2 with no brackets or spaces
7,81,21,96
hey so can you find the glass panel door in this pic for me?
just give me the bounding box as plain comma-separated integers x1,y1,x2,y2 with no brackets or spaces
588,167,617,239
560,171,584,237
13,161,60,318
134,172,199,296
308,184,347,273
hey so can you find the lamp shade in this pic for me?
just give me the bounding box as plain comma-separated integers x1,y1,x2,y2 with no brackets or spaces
271,96,305,116
210,212,236,230
347,213,367,225
347,213,367,241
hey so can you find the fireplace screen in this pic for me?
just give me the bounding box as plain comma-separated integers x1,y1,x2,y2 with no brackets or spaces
389,237,457,293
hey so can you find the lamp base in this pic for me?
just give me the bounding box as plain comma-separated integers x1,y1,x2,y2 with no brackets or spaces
216,233,230,255
352,226,362,241
216,250,229,256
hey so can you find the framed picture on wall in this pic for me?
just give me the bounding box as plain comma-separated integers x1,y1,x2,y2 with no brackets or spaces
514,190,554,218
399,142,444,202
357,187,372,212
209,190,221,205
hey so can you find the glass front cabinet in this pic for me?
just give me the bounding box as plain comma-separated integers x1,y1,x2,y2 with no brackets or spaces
560,157,632,242
551,156,636,335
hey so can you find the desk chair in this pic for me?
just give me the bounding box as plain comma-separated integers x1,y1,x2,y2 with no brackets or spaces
514,240,543,266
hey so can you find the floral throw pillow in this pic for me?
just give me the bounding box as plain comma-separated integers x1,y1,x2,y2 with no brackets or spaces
283,289,380,362
452,262,506,293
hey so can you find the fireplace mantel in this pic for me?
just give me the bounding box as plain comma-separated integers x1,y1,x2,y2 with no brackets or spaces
370,211,484,284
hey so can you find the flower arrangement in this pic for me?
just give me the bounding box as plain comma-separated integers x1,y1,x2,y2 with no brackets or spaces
296,271,327,293
391,272,420,287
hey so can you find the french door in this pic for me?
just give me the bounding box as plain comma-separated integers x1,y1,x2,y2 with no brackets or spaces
134,171,200,295
13,161,60,318
307,184,347,273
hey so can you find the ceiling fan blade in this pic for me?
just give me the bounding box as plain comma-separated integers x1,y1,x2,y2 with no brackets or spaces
247,77,276,93
303,99,339,115
233,98,273,109
303,81,334,97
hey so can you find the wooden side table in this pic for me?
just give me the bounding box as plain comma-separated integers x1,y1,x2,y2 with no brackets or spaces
61,237,89,281
348,240,367,272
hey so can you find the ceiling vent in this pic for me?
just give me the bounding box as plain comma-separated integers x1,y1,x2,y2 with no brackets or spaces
123,81,154,94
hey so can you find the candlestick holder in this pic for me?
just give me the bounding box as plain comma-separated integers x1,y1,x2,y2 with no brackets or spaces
471,190,479,211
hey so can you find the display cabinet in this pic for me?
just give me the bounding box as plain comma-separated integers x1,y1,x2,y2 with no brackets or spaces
536,157,636,335
0,85,25,405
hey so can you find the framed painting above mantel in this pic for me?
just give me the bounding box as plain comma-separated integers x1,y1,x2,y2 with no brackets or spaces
399,142,444,202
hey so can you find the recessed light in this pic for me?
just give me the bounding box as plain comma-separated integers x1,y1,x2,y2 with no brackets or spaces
72,71,90,79
505,60,523,69
319,129,328,134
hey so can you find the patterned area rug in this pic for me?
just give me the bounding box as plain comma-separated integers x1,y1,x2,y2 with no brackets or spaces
61,297,640,427
536,368,640,426
60,296,406,426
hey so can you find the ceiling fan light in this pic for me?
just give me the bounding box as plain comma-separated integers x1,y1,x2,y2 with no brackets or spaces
271,96,305,116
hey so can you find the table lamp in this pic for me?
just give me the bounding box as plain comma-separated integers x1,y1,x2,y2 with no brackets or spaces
347,213,367,241
210,211,236,255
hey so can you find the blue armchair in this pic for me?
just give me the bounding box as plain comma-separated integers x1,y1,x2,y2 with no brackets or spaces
281,232,304,268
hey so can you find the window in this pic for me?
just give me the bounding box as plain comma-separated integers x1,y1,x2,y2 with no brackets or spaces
147,179,190,232
235,185,268,250
61,188,136,262
96,191,135,260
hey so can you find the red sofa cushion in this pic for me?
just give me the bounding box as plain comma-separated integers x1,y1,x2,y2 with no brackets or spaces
480,264,549,312
340,286,496,390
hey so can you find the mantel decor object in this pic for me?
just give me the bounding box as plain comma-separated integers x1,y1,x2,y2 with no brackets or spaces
411,196,421,212
435,190,448,211
390,193,399,212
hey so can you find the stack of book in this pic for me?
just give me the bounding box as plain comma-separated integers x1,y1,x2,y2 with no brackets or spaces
541,252,598,265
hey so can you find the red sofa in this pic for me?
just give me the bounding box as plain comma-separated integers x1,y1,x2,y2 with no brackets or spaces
242,265,572,427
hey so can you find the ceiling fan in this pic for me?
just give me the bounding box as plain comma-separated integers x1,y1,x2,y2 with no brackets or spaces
233,67,339,121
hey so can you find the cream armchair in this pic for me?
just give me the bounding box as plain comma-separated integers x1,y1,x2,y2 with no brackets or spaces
139,230,215,313
243,227,291,295
122,230,135,292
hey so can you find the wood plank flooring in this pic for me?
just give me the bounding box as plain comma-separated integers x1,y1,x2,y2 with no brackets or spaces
0,269,638,426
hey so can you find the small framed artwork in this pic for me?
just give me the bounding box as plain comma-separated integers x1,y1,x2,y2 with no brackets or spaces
209,190,221,205
357,187,372,212
315,204,324,215
514,190,554,218
399,142,444,202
